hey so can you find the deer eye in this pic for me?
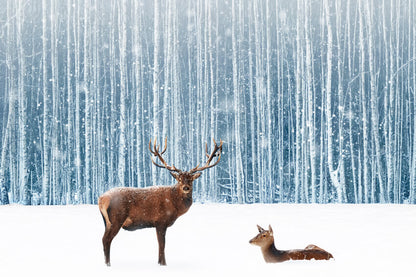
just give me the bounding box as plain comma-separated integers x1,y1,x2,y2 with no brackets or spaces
183,186,190,192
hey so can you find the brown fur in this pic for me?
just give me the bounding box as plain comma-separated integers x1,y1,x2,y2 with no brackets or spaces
98,138,222,266
249,225,333,263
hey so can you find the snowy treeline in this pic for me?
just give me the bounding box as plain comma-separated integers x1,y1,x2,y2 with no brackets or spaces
0,0,415,205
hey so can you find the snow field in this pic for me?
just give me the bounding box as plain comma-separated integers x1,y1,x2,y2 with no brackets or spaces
0,204,415,276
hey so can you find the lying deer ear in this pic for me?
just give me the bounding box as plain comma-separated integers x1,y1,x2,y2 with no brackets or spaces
257,225,265,233
268,225,273,234
192,172,202,180
170,172,179,179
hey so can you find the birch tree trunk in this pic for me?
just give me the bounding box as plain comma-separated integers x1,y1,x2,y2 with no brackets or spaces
118,0,127,188
323,0,342,203
381,0,391,202
50,0,60,204
231,0,244,204
411,1,416,204
152,0,161,186
41,0,51,204
132,0,143,188
0,90,11,203
365,0,386,203
74,0,82,203
275,0,284,203
386,0,396,202
108,0,117,192
265,0,273,202
304,0,316,203
294,0,303,203
346,0,358,204
0,3,14,203
248,1,257,203
393,0,401,203
66,0,74,204
358,0,370,203
253,0,265,202
335,0,346,202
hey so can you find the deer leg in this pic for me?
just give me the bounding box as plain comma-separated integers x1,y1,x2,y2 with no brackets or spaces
156,226,167,266
102,222,122,266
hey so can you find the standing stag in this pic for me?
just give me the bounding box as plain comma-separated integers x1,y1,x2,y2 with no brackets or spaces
98,137,223,266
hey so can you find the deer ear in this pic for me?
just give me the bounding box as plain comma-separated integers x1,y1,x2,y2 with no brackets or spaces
192,172,202,180
268,225,273,234
170,172,179,180
257,225,265,233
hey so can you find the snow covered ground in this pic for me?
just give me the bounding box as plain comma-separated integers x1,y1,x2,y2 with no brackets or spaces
0,204,415,276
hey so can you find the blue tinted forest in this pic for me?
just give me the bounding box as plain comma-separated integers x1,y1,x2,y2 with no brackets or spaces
0,0,415,204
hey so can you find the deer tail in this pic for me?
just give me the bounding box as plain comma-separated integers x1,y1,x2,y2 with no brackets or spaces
98,195,112,230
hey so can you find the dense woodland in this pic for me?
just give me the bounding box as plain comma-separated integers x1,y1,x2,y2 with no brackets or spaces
0,0,415,205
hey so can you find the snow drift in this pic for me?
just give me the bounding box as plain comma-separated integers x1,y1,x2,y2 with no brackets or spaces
0,204,414,276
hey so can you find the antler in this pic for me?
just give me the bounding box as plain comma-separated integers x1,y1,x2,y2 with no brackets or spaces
189,139,223,173
149,137,181,172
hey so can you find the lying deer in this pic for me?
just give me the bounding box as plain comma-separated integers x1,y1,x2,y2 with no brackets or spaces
249,225,333,263
98,137,222,266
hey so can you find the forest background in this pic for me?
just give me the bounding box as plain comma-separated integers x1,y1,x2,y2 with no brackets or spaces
1,0,415,205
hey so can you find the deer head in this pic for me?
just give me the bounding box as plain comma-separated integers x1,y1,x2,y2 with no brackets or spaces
249,225,275,248
149,137,223,194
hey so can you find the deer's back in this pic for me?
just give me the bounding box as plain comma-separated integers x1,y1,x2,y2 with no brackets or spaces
101,187,185,231
286,248,333,261
261,245,333,263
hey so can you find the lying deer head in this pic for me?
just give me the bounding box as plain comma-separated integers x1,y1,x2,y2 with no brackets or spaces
249,224,275,248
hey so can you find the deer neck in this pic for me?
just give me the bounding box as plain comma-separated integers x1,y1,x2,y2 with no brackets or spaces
260,241,288,263
171,184,193,213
